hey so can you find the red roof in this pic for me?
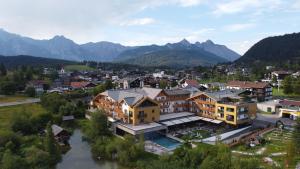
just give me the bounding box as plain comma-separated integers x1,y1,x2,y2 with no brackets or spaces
279,100,300,107
227,81,270,89
185,79,199,87
70,82,95,88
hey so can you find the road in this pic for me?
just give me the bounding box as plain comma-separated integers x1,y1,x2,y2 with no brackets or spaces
0,98,41,107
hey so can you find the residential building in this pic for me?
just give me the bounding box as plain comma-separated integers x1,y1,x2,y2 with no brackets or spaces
117,78,143,89
227,81,272,102
257,100,281,114
279,100,300,120
189,89,256,125
155,89,191,114
92,88,162,125
181,79,200,88
70,81,96,89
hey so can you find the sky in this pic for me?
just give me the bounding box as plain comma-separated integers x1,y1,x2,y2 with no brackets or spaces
0,0,300,55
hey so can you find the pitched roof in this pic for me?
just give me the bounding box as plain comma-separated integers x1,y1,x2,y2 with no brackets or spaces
190,89,245,101
99,87,161,106
164,89,191,96
70,82,95,88
227,81,270,89
51,124,64,136
185,79,199,87
279,100,300,107
272,71,291,75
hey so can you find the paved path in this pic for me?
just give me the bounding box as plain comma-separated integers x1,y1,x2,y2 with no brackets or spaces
0,98,40,107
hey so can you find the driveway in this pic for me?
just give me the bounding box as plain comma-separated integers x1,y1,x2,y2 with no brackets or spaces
0,98,41,107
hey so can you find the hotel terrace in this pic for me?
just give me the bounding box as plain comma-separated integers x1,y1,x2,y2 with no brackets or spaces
91,87,257,137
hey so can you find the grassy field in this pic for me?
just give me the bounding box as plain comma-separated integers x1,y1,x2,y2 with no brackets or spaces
272,88,300,97
0,103,46,131
0,95,31,103
231,129,299,168
65,64,95,71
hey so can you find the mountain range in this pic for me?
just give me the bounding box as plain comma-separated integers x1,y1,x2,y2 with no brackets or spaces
0,28,240,67
236,32,300,65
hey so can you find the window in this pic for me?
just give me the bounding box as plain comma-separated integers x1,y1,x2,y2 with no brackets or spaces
226,107,235,112
152,109,155,113
152,117,155,121
226,115,234,122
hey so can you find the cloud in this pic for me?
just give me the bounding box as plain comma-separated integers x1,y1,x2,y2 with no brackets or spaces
224,23,256,32
213,0,282,16
292,0,300,9
120,18,155,26
176,0,205,7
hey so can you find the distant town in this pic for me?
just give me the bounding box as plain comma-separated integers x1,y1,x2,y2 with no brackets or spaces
0,59,300,169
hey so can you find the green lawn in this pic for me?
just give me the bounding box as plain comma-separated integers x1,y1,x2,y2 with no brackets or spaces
0,95,31,103
0,103,46,131
65,65,95,71
272,88,300,98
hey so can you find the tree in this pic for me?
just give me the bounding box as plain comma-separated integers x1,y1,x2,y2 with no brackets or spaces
104,80,114,90
0,63,7,76
1,150,27,169
11,111,35,135
59,102,75,116
293,118,300,153
282,76,293,94
44,123,61,166
90,110,110,138
0,80,17,95
41,93,67,113
159,80,168,89
24,146,51,169
93,84,106,96
25,87,36,97
293,78,300,95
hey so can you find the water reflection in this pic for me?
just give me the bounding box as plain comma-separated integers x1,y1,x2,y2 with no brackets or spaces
56,129,119,169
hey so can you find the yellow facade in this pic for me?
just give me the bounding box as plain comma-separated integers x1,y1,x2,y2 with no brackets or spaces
129,98,160,125
216,103,237,125
216,103,256,125
281,109,300,118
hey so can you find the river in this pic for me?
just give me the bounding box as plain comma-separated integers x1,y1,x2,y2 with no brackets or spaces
56,129,119,169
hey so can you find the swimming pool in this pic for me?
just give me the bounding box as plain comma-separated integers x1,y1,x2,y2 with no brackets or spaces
152,136,181,150
145,133,182,150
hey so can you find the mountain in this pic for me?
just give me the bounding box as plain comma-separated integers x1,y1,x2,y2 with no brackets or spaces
114,39,230,67
195,40,240,61
0,55,77,69
236,32,300,64
80,41,132,61
0,28,129,62
0,29,239,65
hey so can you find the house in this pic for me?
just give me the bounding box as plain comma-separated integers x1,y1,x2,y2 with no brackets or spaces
202,82,226,91
181,79,200,88
155,89,191,114
227,81,272,102
49,124,70,143
153,71,165,78
70,81,96,89
117,78,143,89
279,100,300,120
62,115,75,121
257,100,281,114
271,71,291,80
92,88,162,125
271,71,292,86
292,71,300,78
27,80,48,94
188,89,256,125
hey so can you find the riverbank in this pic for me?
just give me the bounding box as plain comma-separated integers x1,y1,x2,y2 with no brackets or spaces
57,129,119,169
